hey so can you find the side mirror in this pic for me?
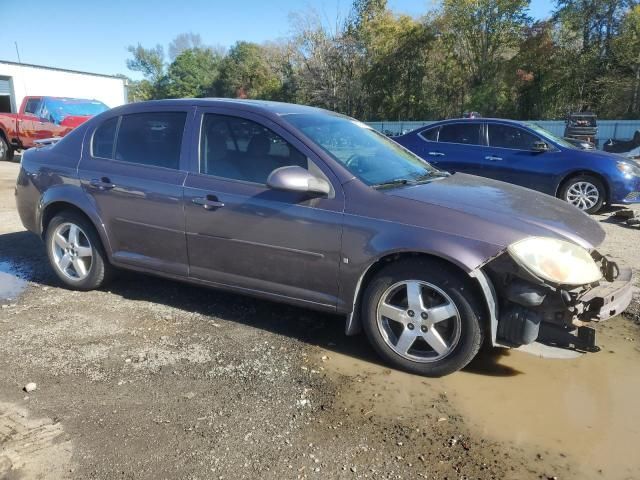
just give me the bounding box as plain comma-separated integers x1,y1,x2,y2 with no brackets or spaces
267,166,331,196
532,141,549,152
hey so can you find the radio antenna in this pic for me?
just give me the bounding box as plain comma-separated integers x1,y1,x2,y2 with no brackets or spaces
14,42,22,63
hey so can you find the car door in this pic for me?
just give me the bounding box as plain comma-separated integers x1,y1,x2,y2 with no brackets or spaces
78,107,192,276
18,97,43,147
183,108,345,309
36,98,67,139
423,122,486,176
483,123,557,194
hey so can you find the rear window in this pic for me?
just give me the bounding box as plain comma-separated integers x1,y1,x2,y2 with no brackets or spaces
438,123,481,145
92,117,118,159
114,112,186,169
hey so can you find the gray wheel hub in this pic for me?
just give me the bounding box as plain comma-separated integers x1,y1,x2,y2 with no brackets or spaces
566,181,599,210
50,222,93,281
376,280,462,363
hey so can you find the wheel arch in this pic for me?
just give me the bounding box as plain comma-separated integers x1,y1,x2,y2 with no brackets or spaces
39,194,112,258
345,251,492,337
555,170,610,204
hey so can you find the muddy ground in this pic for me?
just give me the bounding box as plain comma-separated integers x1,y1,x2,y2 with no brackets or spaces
1,159,639,480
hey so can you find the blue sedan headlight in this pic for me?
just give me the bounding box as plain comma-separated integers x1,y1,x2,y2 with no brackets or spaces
617,161,640,178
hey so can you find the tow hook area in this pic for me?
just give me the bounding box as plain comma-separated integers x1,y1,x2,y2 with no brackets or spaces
537,324,600,353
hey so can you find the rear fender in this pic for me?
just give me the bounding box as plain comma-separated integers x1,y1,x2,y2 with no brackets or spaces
38,184,113,258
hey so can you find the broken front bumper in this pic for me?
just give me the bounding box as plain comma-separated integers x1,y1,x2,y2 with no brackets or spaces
578,258,634,322
483,253,635,354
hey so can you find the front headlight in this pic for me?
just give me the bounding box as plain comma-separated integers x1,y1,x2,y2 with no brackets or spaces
617,161,640,177
507,237,602,285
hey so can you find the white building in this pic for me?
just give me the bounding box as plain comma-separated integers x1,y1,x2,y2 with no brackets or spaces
0,60,128,113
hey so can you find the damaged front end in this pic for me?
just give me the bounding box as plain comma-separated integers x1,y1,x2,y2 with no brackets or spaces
481,244,634,354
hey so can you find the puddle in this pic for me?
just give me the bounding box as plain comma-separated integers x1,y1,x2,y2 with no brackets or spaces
0,260,27,302
323,317,640,479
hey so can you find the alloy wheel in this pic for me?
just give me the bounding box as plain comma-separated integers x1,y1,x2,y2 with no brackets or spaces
565,181,599,210
376,280,462,362
50,222,94,281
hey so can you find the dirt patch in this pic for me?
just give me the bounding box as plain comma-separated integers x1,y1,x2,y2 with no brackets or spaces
319,314,640,480
0,401,74,479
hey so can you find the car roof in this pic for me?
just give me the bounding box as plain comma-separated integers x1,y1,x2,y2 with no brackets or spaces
113,98,334,118
424,118,531,128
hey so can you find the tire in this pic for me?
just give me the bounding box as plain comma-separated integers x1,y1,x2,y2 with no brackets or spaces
0,135,13,162
361,259,484,377
45,211,113,290
559,174,605,214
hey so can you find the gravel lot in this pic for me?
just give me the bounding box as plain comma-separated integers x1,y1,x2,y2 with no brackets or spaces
1,159,639,480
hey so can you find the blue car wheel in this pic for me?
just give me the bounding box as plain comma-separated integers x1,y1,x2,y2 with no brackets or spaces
559,174,606,213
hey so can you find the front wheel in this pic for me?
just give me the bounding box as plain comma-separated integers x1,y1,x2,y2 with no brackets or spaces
361,259,484,377
560,175,605,213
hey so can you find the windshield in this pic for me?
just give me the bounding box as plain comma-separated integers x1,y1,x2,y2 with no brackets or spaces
525,122,577,149
283,113,439,186
42,98,109,124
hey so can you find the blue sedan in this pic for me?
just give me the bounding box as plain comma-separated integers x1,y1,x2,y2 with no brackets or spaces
394,118,640,213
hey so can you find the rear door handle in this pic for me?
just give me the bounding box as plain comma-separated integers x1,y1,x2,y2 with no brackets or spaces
90,177,116,190
193,195,225,210
485,155,503,161
427,151,445,157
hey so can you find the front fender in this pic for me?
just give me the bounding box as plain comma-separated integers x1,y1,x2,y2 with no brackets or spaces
339,215,505,335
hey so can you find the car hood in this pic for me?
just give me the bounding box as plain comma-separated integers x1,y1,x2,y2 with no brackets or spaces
574,148,624,161
385,173,605,250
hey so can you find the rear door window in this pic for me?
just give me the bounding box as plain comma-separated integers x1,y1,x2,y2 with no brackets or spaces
438,123,481,145
114,112,187,169
92,117,118,159
488,124,540,150
419,127,439,141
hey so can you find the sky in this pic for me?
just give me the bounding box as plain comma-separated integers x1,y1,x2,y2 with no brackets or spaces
0,0,553,79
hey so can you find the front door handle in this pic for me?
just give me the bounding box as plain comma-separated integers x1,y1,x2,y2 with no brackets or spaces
193,195,225,210
485,155,503,161
90,177,116,190
427,151,445,157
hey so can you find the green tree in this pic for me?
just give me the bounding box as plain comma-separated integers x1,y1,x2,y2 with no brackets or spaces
613,5,640,114
359,11,434,119
508,21,564,118
216,41,281,99
554,0,637,57
440,0,531,115
162,48,222,98
126,44,165,84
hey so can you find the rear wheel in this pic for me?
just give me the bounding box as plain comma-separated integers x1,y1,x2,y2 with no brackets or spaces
45,211,113,290
0,135,13,162
560,174,605,213
361,259,484,377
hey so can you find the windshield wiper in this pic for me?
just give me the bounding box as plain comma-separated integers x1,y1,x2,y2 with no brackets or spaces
372,178,410,189
409,171,451,184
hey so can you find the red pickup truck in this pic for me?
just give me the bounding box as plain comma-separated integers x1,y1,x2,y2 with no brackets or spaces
0,96,109,161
